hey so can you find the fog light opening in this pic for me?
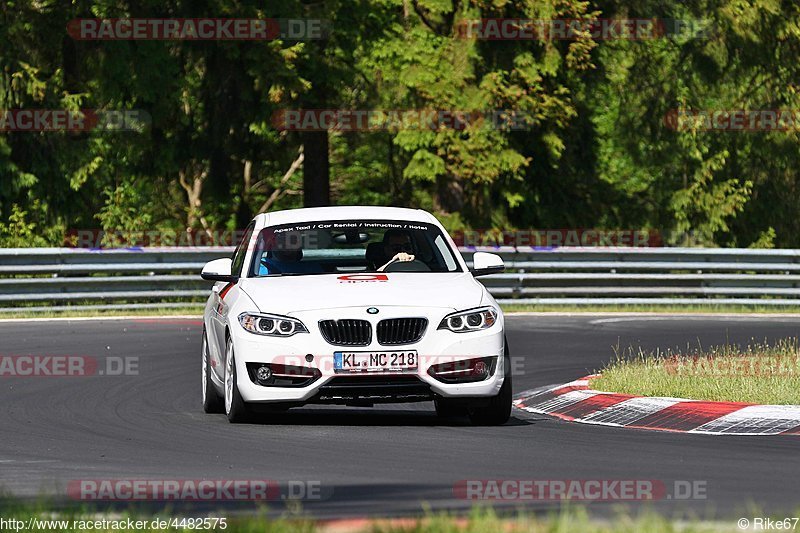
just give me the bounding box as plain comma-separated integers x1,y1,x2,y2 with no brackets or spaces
246,362,322,388
427,356,497,384
256,365,273,383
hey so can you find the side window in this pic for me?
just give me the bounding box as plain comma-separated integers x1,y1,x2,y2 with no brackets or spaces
231,223,255,277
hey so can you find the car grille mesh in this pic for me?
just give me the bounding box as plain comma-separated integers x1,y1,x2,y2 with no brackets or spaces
319,319,372,346
376,318,428,345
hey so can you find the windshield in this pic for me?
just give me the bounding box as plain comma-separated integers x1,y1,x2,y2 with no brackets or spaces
248,220,462,277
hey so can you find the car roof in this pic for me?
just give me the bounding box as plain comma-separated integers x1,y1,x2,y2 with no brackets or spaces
256,206,436,227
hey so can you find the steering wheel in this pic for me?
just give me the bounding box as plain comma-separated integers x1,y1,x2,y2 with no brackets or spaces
383,259,431,273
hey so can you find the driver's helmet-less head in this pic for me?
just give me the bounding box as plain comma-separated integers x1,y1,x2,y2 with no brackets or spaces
382,229,414,255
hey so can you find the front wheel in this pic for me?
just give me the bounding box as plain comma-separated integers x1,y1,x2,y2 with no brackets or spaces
202,329,224,414
468,373,512,426
434,398,468,418
224,338,251,423
468,346,512,426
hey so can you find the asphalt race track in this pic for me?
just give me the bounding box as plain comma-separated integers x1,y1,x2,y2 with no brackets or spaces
1,315,799,518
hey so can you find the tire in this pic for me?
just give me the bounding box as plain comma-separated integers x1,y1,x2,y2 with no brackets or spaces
434,398,468,418
202,329,224,414
468,341,512,426
468,373,512,426
224,337,251,423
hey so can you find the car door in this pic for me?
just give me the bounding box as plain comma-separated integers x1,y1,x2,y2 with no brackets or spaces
208,222,254,381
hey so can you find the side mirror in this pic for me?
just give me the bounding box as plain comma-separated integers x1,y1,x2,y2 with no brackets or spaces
471,252,504,277
201,258,238,283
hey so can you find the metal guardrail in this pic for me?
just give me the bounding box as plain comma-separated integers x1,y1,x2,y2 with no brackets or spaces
2,246,800,312
0,247,226,312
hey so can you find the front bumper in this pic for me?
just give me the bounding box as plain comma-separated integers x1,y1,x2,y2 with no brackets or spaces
230,306,505,404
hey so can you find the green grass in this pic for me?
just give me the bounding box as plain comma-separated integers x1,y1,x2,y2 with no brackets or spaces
592,338,800,405
0,501,749,533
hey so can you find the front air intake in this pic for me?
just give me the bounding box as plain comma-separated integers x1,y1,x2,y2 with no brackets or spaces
319,319,372,346
376,318,428,345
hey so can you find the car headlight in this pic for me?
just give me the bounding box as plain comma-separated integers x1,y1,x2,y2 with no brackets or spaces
238,312,308,337
437,307,498,333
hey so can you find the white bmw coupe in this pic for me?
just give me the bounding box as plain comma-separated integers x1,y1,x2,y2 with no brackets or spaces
200,206,511,425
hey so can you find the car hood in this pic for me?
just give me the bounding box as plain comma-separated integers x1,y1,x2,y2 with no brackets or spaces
239,272,484,313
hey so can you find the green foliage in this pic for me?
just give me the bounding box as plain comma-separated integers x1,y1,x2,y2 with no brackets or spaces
96,182,153,234
0,203,62,247
1,0,799,247
749,227,776,249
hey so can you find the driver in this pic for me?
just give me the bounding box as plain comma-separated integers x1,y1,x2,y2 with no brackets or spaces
377,229,416,272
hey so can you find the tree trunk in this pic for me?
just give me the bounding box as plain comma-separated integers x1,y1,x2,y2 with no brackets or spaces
302,130,330,207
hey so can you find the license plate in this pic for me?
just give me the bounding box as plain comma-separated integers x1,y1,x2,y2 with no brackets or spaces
333,351,418,372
